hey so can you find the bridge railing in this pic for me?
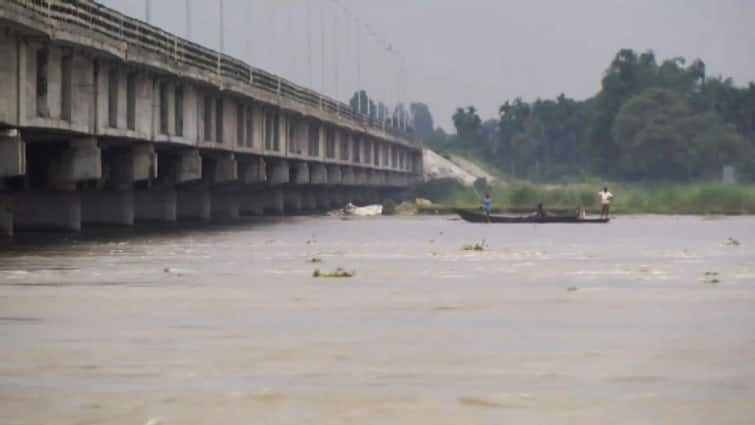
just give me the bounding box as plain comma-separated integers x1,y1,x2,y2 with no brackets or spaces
3,0,419,147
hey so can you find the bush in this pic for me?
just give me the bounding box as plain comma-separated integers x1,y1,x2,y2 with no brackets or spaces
473,177,492,194
382,199,397,215
509,184,539,206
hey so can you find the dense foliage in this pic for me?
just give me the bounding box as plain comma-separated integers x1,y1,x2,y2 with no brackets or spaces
421,49,755,182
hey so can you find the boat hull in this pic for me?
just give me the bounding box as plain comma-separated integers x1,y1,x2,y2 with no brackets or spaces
456,209,609,224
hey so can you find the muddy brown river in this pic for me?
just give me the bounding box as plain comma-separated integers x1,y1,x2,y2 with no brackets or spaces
1,216,754,424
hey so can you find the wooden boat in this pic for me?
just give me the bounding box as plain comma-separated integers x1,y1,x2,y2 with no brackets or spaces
456,209,610,224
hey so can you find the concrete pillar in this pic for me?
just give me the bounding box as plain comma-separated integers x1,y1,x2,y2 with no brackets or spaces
240,191,264,216
81,191,134,226
110,145,157,189
0,130,26,178
177,189,211,222
293,162,310,185
326,165,342,185
268,160,290,185
263,189,284,214
0,195,12,237
284,189,302,214
211,190,240,220
315,189,332,210
13,192,81,232
239,157,266,184
214,154,238,183
310,163,328,185
302,191,317,211
49,138,102,190
135,189,176,222
341,167,355,185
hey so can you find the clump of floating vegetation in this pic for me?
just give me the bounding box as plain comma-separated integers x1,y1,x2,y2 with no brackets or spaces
703,271,720,284
725,237,741,247
463,240,487,251
312,268,354,278
309,257,323,263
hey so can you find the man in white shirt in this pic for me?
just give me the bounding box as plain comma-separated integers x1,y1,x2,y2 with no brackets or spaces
599,187,613,219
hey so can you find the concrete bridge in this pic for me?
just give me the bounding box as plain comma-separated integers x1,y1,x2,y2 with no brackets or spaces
0,0,422,237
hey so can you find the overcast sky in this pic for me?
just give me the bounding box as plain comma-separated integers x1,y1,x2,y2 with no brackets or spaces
102,0,755,130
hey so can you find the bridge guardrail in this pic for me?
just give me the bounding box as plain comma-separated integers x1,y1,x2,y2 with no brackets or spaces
3,0,419,147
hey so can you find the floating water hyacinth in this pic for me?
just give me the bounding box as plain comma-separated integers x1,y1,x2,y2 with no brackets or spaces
312,268,354,278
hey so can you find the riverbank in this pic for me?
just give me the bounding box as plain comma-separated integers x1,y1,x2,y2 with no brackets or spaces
411,180,755,215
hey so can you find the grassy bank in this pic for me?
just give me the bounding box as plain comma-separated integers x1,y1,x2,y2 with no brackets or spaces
412,179,755,215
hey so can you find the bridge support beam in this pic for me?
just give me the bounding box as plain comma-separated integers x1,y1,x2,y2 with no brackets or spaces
177,189,211,222
238,158,266,184
49,138,102,190
326,165,342,185
135,189,177,223
109,145,157,189
81,191,134,226
341,167,355,186
310,164,328,185
292,162,310,185
268,160,290,185
13,192,81,232
213,154,238,183
160,150,202,185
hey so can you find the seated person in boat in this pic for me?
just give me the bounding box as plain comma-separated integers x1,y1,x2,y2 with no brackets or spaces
576,207,586,220
530,203,546,218
482,193,492,216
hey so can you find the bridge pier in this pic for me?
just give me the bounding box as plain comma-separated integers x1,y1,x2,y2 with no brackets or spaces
240,189,265,216
302,191,317,211
262,188,285,215
13,192,81,232
1,195,13,237
134,189,177,223
177,188,211,222
211,189,240,221
0,130,25,237
315,189,332,210
284,189,303,214
81,190,134,226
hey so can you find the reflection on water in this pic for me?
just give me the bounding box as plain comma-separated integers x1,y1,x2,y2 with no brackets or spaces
1,216,755,424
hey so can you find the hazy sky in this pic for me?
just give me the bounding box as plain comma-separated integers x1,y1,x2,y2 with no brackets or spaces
102,0,755,130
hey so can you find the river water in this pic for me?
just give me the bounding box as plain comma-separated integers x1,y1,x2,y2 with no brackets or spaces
1,216,754,424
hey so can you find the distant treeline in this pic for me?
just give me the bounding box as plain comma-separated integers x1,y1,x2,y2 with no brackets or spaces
412,49,755,182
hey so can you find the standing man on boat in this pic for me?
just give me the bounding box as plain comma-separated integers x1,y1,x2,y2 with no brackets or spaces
482,193,492,217
599,187,614,219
